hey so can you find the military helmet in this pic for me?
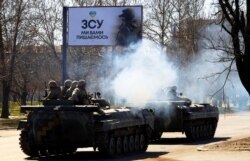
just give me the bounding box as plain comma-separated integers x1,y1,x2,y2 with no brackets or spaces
119,8,135,20
78,79,86,87
48,80,57,88
172,86,177,91
71,81,78,88
64,79,72,87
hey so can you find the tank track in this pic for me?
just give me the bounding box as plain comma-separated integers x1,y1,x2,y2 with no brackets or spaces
20,129,78,157
19,113,77,158
20,129,148,157
20,129,39,157
98,132,149,156
184,119,218,141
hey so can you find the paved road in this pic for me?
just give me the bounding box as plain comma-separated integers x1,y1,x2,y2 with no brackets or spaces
1,112,250,161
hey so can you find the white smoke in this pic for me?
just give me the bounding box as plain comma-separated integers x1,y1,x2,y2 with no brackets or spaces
177,49,229,103
98,24,249,110
178,50,249,109
106,40,177,106
176,23,250,109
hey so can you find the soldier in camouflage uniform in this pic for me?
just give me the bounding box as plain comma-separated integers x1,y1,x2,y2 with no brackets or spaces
44,80,62,100
65,80,78,99
167,86,178,99
70,80,90,105
61,79,72,99
116,8,141,46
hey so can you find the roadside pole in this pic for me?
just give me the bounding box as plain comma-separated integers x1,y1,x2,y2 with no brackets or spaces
62,7,68,83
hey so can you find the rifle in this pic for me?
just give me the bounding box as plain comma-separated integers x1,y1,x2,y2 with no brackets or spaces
44,81,48,97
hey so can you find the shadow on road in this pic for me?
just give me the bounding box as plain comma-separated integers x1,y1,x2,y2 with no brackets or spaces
24,137,231,161
152,137,231,145
25,151,167,161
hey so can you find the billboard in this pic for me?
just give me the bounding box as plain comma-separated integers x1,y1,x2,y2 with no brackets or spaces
68,6,142,46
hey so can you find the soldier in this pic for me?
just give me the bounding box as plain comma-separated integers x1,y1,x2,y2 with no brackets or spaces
65,80,78,99
61,79,72,99
70,79,90,105
44,80,62,100
167,86,178,99
116,8,141,46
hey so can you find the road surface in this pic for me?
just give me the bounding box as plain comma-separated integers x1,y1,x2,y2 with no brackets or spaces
1,112,250,161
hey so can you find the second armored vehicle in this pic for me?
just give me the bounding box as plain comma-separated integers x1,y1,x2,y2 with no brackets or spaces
145,86,219,141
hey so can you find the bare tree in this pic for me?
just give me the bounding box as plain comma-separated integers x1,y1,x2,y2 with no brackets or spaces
0,0,45,117
0,0,34,118
33,0,64,61
144,0,175,48
171,0,205,55
144,0,205,50
73,0,94,6
0,0,7,117
217,0,250,95
144,0,206,66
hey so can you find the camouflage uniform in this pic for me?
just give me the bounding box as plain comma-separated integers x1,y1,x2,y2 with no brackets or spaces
44,80,62,100
70,80,90,105
116,8,141,46
61,79,72,99
65,80,78,99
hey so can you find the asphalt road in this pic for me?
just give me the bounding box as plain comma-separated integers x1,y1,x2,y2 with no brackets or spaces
1,112,250,161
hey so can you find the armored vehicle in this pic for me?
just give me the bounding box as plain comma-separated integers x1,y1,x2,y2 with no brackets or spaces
145,86,219,141
18,98,154,157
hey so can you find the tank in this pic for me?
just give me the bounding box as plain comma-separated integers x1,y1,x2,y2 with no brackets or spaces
17,98,154,157
145,86,219,141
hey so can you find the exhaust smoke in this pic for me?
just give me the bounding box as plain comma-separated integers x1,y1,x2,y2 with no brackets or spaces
98,26,249,110
103,39,177,106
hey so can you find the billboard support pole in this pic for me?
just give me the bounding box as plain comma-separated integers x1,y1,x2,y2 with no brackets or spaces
62,6,68,83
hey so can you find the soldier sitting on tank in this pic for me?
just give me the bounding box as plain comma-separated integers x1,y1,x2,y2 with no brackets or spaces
44,80,62,100
61,79,72,100
65,80,78,99
70,80,90,105
167,86,178,99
